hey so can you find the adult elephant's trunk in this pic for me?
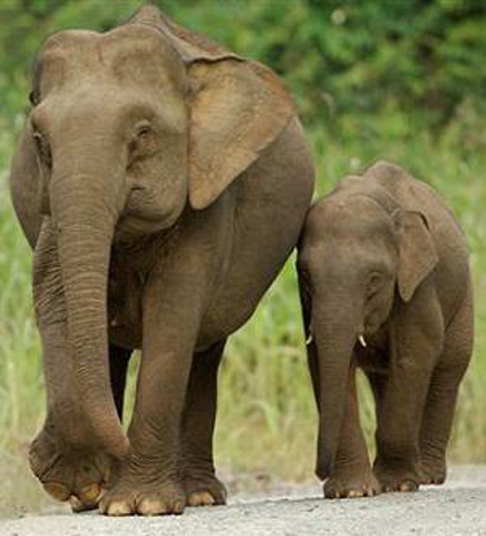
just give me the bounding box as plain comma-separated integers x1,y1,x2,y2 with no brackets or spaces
51,167,128,459
312,300,360,479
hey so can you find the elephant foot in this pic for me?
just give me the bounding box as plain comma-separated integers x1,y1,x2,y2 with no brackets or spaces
419,458,446,485
324,470,381,499
99,474,185,516
29,429,110,512
182,473,227,506
374,463,420,493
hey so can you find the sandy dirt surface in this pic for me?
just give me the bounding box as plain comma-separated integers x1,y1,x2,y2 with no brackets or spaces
1,466,485,536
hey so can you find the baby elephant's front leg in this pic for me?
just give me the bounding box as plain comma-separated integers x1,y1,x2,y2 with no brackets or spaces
323,364,380,499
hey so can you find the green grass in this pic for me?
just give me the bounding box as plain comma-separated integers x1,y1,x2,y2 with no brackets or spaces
0,125,485,515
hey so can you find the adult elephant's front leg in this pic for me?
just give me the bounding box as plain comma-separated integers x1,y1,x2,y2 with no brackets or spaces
99,281,199,516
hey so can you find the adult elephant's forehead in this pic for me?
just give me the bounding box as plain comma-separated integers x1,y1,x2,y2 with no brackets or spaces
39,24,187,92
105,24,187,91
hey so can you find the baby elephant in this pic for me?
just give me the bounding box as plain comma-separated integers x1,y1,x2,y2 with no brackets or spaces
298,161,473,499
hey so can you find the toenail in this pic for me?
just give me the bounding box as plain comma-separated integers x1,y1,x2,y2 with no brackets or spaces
79,483,100,505
138,498,167,516
188,491,214,507
106,501,132,516
173,500,185,514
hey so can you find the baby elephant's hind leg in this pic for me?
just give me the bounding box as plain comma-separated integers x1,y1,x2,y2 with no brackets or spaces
419,292,473,485
180,339,227,507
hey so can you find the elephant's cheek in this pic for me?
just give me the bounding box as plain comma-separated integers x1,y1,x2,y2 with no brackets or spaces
365,311,383,333
115,215,170,240
365,294,394,334
121,188,184,236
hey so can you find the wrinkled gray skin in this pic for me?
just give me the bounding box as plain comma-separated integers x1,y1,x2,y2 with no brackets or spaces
9,6,314,515
298,162,473,499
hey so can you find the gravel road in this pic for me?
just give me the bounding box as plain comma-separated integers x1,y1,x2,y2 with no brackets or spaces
2,466,485,536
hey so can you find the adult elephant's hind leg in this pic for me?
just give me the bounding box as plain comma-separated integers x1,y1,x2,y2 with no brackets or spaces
181,339,227,507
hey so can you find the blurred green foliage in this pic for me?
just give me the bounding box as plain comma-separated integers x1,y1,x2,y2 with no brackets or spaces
1,0,486,147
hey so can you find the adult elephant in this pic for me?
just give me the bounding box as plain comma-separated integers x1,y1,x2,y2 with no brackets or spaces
10,6,314,516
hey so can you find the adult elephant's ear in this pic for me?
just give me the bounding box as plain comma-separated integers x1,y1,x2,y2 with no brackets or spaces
186,59,294,209
129,5,295,210
395,210,439,302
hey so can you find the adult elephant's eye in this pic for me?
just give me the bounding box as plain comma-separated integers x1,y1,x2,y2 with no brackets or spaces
128,121,156,161
134,121,155,144
137,124,153,140
33,130,52,169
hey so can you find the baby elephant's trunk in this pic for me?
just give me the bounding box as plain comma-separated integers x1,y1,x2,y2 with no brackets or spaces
311,303,360,479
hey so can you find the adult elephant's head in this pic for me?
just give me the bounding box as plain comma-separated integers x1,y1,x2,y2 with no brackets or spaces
19,6,294,458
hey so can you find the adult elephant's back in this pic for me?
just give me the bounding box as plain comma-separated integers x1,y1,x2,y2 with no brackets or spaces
198,116,314,348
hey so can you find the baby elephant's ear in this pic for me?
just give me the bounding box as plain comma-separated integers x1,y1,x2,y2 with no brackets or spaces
187,59,294,209
395,210,439,302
